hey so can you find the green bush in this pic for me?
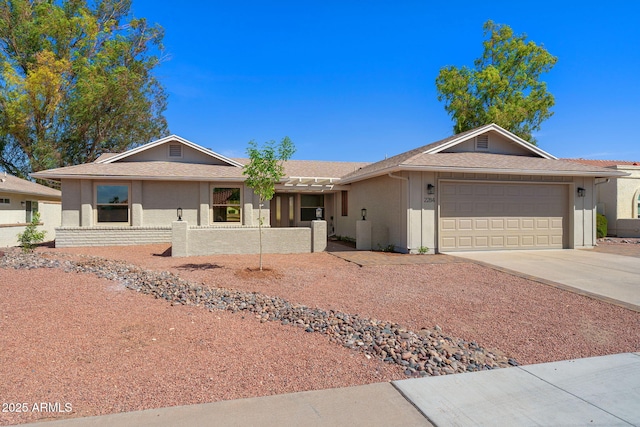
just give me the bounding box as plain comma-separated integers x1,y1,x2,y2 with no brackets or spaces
596,213,608,238
17,212,47,252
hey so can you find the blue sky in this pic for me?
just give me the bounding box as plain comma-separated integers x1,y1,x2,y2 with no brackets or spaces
132,1,640,162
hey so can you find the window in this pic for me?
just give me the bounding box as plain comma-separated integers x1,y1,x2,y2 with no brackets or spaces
0,198,9,204
637,193,640,219
212,187,241,222
341,191,348,216
96,185,129,223
301,194,324,221
25,201,38,222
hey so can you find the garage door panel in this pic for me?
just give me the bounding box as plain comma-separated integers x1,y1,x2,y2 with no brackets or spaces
475,236,489,247
536,219,550,229
440,219,456,231
491,219,504,229
458,219,473,230
458,236,473,248
439,182,568,251
520,219,533,229
474,219,489,230
491,236,505,246
507,219,521,229
505,236,520,247
537,235,550,245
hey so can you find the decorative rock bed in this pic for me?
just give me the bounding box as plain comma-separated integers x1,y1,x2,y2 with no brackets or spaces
1,249,517,376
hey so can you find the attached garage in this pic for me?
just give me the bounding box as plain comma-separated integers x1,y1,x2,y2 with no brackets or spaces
439,181,569,251
337,124,627,254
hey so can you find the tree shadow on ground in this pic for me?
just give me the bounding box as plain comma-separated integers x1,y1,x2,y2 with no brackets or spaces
176,263,223,271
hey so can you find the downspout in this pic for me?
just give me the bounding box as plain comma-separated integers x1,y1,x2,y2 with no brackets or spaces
388,172,410,252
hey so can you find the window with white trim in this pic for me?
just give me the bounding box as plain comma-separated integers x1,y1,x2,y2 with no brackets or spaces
96,184,130,223
212,187,241,222
0,198,9,204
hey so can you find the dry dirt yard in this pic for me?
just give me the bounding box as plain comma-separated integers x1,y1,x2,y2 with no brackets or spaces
1,243,639,425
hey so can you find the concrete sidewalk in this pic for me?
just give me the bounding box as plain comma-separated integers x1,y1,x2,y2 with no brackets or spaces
23,353,640,427
451,249,640,311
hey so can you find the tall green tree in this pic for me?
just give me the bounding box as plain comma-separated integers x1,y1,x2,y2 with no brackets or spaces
436,20,557,144
0,0,168,177
243,136,295,271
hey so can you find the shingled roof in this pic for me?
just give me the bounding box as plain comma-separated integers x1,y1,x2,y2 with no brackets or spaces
30,126,629,184
340,125,627,183
0,173,61,199
562,159,640,168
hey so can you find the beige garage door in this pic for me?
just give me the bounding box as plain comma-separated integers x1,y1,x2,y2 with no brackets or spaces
439,182,568,251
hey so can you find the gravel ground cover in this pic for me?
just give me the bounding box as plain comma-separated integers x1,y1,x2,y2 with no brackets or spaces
1,244,639,425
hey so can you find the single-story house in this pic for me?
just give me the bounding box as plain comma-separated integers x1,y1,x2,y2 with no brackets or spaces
31,124,626,254
0,173,61,247
563,159,640,237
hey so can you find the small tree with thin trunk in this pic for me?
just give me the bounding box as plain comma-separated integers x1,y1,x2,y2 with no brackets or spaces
243,137,295,270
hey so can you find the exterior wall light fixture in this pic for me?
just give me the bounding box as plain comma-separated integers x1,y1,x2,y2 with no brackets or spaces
426,184,435,195
177,207,183,221
361,208,367,220
577,187,586,198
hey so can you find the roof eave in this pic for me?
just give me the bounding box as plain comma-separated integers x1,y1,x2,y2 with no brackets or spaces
399,164,629,177
30,173,248,182
0,189,61,199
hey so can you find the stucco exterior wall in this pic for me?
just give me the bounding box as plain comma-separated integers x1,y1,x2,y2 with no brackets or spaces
142,181,201,225
408,171,437,253
0,194,60,247
571,175,596,248
593,166,640,237
61,179,81,227
615,168,640,219
334,174,405,251
58,179,264,229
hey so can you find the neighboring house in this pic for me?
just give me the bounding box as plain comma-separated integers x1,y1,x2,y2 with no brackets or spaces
0,173,61,247
31,124,626,254
563,159,640,237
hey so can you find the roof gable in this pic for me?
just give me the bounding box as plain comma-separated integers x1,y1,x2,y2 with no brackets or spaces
340,124,624,183
423,124,556,159
97,135,244,167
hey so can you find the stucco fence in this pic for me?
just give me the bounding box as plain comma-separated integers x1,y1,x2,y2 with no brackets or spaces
0,223,43,248
171,220,327,257
616,219,640,238
54,221,328,256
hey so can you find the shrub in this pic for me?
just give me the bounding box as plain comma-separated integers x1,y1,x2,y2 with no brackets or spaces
596,213,608,238
17,212,47,252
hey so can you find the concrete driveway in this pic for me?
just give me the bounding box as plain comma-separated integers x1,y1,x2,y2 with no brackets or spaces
451,249,640,311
